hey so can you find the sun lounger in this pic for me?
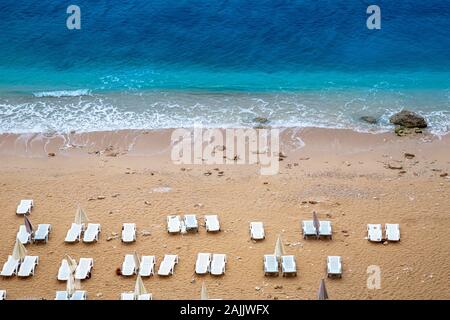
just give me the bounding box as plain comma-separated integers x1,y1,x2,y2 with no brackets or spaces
65,223,83,243
210,254,227,276
281,255,297,276
16,199,33,215
70,291,87,300
264,255,279,276
385,224,400,242
157,255,178,276
17,225,32,245
121,254,137,276
57,259,75,281
0,290,6,300
195,253,211,275
302,220,317,239
205,215,220,232
75,258,93,280
121,223,136,243
83,223,101,243
120,292,135,300
55,291,69,300
167,215,181,234
1,256,20,277
367,224,382,242
17,256,39,277
318,220,332,239
184,214,199,232
33,224,52,243
139,256,156,277
327,256,342,278
250,222,265,240
137,293,152,300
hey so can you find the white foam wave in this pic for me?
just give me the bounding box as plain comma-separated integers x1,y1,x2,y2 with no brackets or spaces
32,89,92,98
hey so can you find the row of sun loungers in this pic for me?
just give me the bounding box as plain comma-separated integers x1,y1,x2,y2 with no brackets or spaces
195,253,227,275
55,290,87,300
167,215,220,233
17,224,52,244
302,220,333,239
367,224,400,242
0,255,39,277
65,223,101,243
264,255,297,277
121,255,156,277
120,292,152,300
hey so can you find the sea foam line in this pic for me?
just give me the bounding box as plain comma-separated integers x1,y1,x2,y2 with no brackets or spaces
32,89,92,98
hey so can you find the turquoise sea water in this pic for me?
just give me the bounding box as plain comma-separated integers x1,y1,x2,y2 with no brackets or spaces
0,1,449,134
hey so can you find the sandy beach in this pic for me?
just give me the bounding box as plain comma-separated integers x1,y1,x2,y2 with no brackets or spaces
0,128,449,300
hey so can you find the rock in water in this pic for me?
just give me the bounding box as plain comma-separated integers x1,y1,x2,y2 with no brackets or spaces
360,116,378,124
253,117,269,124
390,110,428,128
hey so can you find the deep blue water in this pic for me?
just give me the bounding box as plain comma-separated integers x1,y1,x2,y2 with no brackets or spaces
0,0,449,133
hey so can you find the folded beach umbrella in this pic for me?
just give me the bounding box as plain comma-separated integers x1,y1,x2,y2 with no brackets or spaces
24,215,33,234
66,272,76,296
133,251,141,267
312,211,320,237
134,275,147,296
65,254,77,273
12,239,27,261
318,279,329,300
74,205,89,225
200,282,208,300
274,234,285,260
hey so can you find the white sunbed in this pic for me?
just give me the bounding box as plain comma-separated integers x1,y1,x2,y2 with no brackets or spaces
205,215,221,232
75,258,93,280
139,256,156,277
195,253,211,275
0,290,6,300
167,215,181,234
250,222,265,240
121,292,135,300
121,254,137,276
83,223,101,243
302,220,317,239
385,224,400,242
0,256,20,277
184,214,199,232
16,199,33,215
55,291,69,300
33,224,52,243
70,290,87,300
281,255,297,277
122,223,136,243
367,224,383,242
264,254,279,276
319,221,332,239
65,223,83,243
17,256,39,277
17,225,32,245
137,293,152,300
327,256,342,278
57,259,76,281
210,254,227,276
157,255,179,276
